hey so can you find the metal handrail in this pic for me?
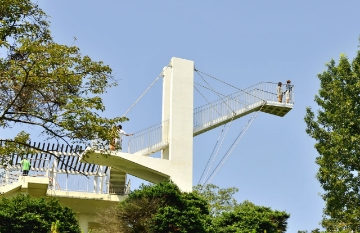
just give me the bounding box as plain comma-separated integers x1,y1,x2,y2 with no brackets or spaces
194,82,294,128
126,120,169,154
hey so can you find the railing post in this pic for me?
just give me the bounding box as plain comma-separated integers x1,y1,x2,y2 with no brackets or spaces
99,166,105,194
127,139,130,154
106,168,110,194
94,175,98,193
45,157,49,177
50,157,58,190
5,169,9,184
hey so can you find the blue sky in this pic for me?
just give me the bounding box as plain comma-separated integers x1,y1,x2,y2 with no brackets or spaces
5,1,360,231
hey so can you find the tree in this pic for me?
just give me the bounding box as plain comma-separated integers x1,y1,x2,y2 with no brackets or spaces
193,183,238,217
0,0,125,164
305,40,360,231
0,194,81,233
214,200,290,233
95,197,162,233
0,0,50,42
298,229,322,233
95,181,213,233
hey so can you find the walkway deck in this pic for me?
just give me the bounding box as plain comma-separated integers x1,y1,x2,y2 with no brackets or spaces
125,82,293,156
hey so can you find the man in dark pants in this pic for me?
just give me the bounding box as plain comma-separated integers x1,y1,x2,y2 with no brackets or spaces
20,158,30,176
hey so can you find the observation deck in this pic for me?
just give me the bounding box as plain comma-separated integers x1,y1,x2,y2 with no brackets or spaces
81,81,294,190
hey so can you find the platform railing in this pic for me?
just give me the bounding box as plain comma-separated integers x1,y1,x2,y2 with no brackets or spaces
126,120,169,154
244,82,295,104
0,158,50,187
0,142,131,195
0,167,21,186
193,82,294,128
0,167,124,195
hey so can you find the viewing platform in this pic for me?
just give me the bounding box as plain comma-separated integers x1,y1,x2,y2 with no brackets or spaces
111,82,294,156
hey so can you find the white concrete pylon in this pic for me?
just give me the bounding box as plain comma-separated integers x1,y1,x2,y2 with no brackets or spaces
161,57,194,191
82,57,195,192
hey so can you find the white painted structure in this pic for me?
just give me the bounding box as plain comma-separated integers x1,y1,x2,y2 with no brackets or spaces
81,57,294,193
0,57,294,232
0,146,128,233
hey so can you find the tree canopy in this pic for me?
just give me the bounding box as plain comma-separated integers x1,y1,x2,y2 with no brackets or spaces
214,200,289,233
193,183,238,217
0,194,81,233
95,181,213,233
0,0,125,164
305,40,360,231
95,181,291,233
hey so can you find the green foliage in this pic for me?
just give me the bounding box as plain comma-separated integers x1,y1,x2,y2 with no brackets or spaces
305,41,360,231
0,0,126,162
214,200,290,233
127,181,212,233
0,0,50,42
51,220,60,233
95,181,213,233
0,194,81,233
95,181,291,233
150,191,213,233
298,229,323,233
194,183,238,216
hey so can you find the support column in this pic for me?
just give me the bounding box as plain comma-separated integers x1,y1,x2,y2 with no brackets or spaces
94,176,99,194
162,57,194,192
161,64,171,160
50,158,58,190
5,169,9,184
99,166,105,194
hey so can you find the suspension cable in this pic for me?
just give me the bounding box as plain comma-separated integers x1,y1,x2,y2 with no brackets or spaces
194,77,240,185
195,81,238,185
194,85,222,117
195,68,264,102
202,103,266,186
194,82,247,106
195,69,266,186
195,83,233,185
200,118,234,185
122,65,170,117
198,124,226,185
196,70,236,114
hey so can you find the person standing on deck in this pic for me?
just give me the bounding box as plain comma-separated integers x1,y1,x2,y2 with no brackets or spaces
20,158,30,176
285,80,293,104
110,125,133,151
277,82,283,103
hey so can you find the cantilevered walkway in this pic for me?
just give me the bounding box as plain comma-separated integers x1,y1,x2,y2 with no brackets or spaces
121,81,293,156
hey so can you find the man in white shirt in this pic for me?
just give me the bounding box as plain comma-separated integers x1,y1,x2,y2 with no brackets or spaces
110,125,133,150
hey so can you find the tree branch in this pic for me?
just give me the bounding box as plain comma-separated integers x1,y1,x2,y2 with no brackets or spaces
0,69,30,119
